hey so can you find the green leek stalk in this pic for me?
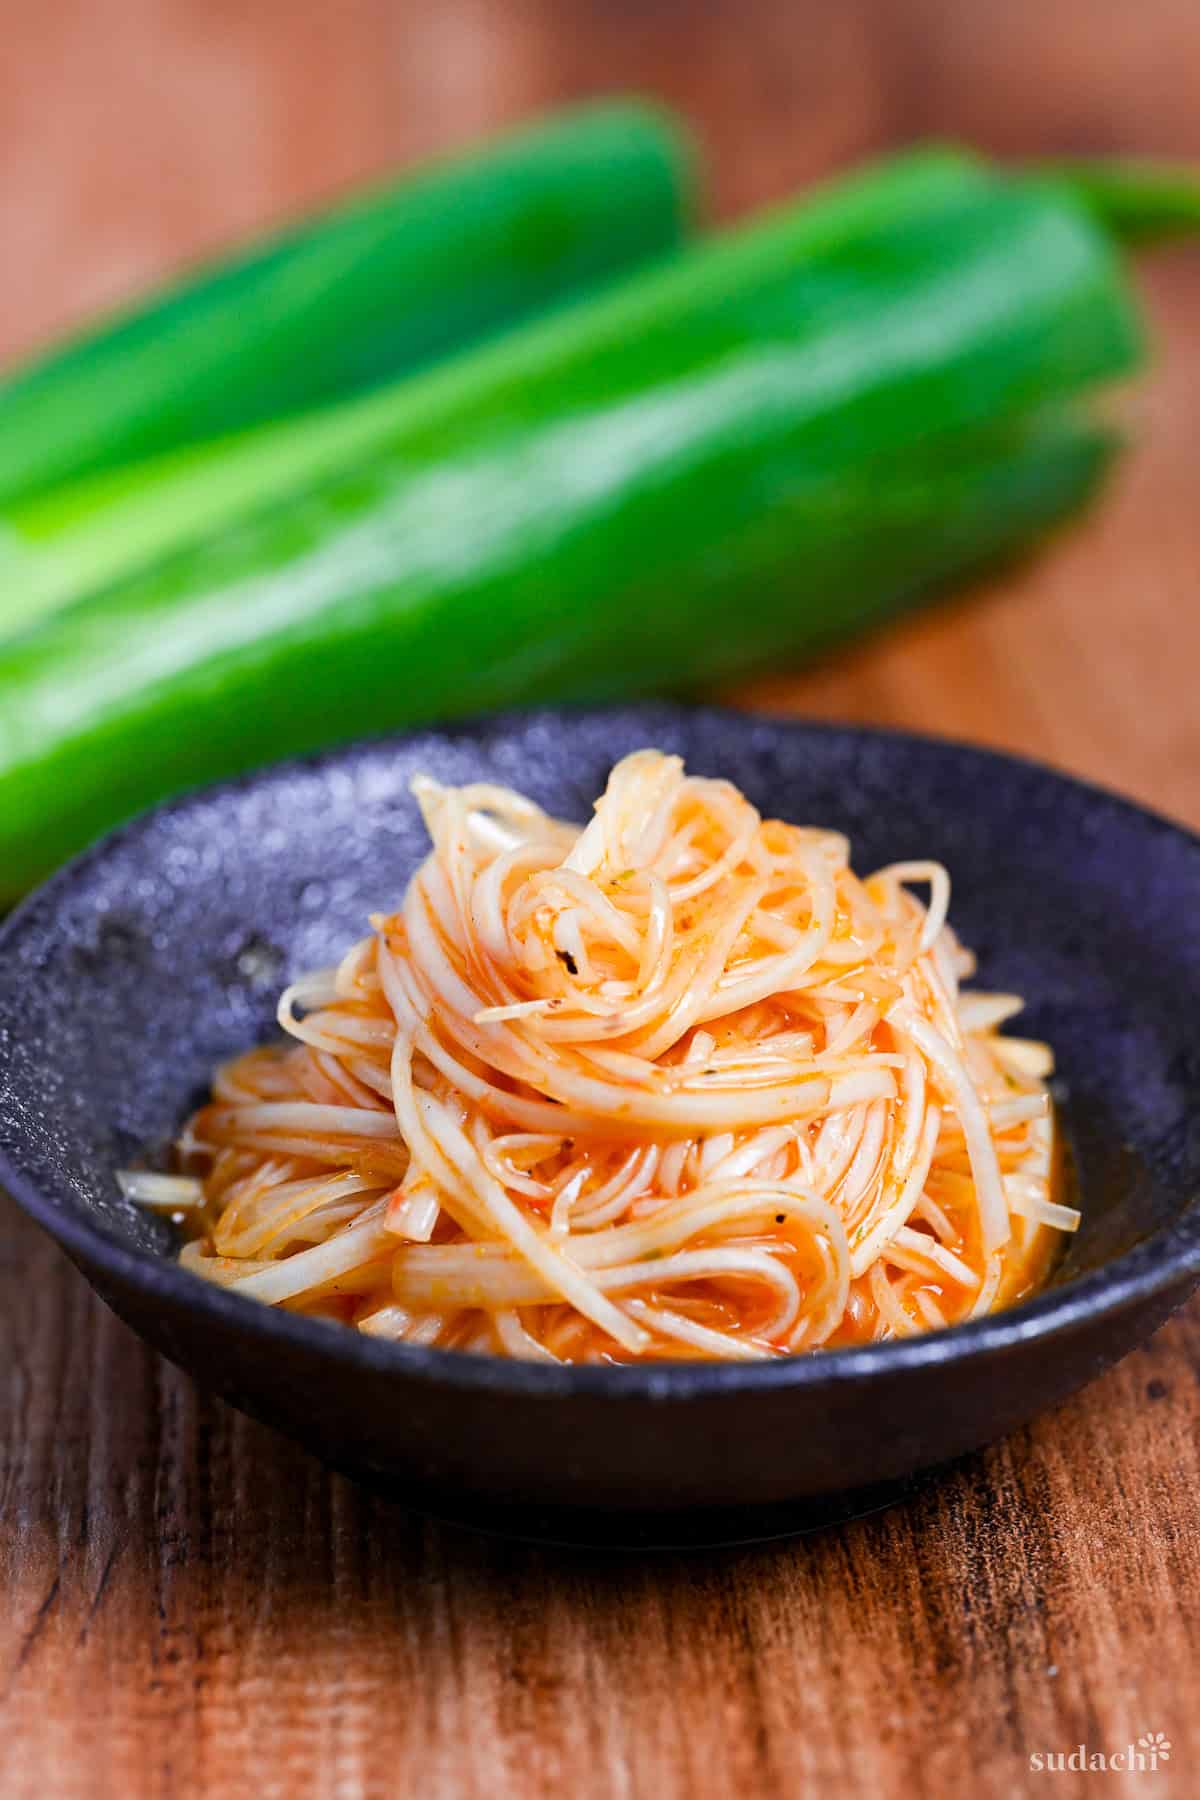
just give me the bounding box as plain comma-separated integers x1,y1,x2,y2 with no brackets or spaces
13,148,1195,633
1031,156,1200,244
0,147,985,638
0,152,1142,898
0,101,695,511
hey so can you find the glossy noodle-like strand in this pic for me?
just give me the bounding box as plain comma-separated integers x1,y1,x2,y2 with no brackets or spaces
147,749,1075,1361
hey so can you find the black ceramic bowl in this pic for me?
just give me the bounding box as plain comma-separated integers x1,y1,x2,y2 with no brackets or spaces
2,706,1199,1547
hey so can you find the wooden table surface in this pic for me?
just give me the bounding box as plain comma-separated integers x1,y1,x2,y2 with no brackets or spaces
2,5,1198,1796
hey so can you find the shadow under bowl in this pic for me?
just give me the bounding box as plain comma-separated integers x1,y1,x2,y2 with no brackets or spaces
1,706,1198,1546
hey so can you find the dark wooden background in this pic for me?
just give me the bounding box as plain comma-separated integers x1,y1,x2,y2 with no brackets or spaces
2,4,1198,1795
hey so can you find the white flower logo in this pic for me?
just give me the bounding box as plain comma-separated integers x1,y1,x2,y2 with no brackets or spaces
1138,1731,1171,1762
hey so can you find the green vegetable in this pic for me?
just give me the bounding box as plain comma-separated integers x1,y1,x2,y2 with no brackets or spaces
1031,157,1200,245
0,152,1141,898
0,101,695,512
1,391,439,636
0,146,981,635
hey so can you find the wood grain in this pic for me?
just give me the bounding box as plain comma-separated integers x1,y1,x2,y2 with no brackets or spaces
2,4,1199,1796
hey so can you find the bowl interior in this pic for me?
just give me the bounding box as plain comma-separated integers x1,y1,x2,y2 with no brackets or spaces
2,705,1198,1325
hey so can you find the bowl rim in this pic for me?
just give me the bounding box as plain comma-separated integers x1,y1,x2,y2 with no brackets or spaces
2,704,1198,1403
